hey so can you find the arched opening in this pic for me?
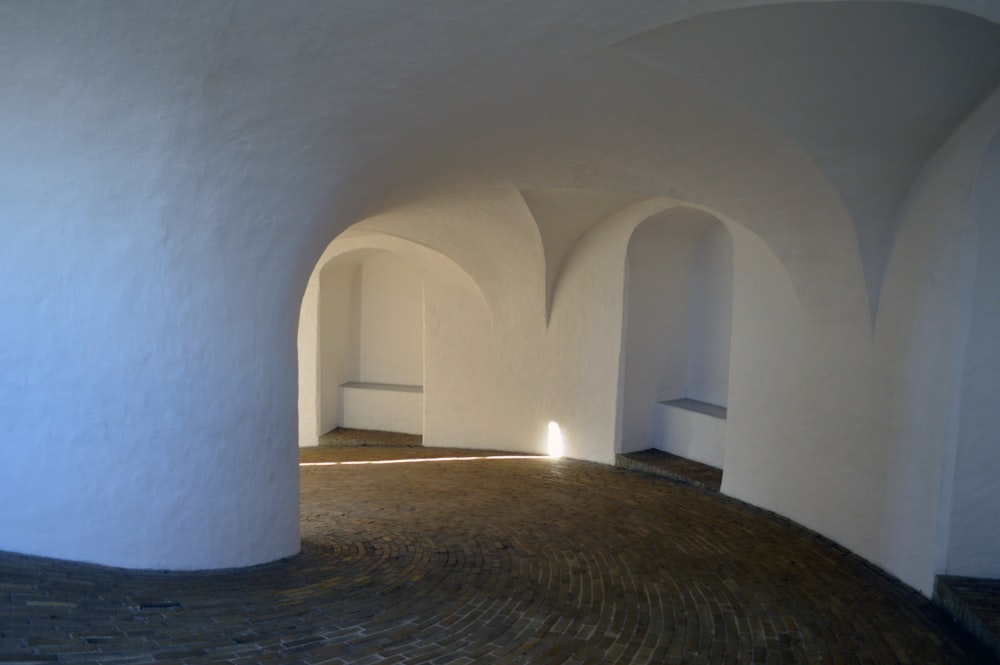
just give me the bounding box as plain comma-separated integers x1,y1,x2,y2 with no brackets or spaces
299,248,425,446
618,208,733,471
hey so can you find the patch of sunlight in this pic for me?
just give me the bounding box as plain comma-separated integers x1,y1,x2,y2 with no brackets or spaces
547,421,564,459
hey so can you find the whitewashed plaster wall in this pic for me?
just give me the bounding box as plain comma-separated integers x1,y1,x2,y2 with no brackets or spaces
872,88,1000,591
297,271,322,447
356,252,424,387
1,2,309,570
687,223,734,407
318,262,362,437
946,129,1000,578
297,259,366,446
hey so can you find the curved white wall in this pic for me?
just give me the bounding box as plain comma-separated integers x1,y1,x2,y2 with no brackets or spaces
872,87,1000,591
947,132,1000,577
0,2,305,569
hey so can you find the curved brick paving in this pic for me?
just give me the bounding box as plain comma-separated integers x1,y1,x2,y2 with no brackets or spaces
0,446,994,664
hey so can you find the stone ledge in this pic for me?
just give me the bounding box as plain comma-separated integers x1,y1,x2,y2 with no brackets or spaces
658,398,727,419
340,381,423,394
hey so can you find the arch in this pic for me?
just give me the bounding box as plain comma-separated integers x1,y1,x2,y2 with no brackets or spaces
319,251,424,436
350,185,537,327
515,187,647,324
619,208,734,467
611,203,802,484
536,195,799,466
613,0,1000,320
298,226,490,448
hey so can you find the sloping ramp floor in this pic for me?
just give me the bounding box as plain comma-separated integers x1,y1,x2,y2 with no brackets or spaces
0,445,995,664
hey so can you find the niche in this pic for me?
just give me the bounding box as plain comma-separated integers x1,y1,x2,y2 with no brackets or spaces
619,209,733,467
318,250,424,435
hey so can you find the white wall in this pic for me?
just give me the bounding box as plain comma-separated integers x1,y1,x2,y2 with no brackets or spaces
946,132,1000,577
872,88,1000,592
340,383,423,434
297,271,321,447
0,3,308,570
687,223,733,406
318,262,361,437
357,252,424,386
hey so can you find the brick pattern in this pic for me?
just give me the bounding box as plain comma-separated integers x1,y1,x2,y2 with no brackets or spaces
616,450,723,492
936,576,1000,660
0,446,995,664
317,428,422,449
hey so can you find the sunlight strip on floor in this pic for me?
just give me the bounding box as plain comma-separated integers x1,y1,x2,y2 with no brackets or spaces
300,455,546,467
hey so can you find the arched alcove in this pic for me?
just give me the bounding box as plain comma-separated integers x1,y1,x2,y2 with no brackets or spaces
300,248,425,444
618,208,733,468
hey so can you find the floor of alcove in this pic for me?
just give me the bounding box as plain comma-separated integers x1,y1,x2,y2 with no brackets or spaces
616,448,723,492
318,427,422,448
0,445,996,664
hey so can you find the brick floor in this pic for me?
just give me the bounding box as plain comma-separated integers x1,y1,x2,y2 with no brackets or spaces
616,449,723,492
318,428,422,449
0,446,995,664
936,576,1000,660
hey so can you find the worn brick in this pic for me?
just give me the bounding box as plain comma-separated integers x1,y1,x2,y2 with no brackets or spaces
0,445,994,663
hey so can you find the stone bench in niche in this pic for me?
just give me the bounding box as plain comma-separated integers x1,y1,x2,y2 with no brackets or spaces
339,382,423,435
652,398,727,469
